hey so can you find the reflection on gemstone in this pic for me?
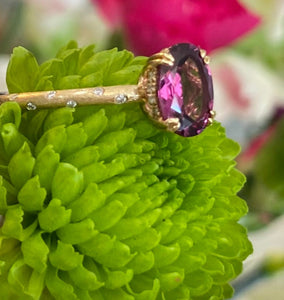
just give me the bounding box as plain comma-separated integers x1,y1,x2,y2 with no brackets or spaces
157,43,214,137
171,97,182,114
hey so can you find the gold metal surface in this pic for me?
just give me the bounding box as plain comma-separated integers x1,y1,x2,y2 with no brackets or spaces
199,49,207,58
203,56,210,65
0,85,140,109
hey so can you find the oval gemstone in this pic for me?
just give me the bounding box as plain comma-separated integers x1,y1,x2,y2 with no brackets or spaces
157,43,214,137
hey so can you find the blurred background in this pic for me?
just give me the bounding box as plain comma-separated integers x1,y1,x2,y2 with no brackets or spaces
0,0,284,298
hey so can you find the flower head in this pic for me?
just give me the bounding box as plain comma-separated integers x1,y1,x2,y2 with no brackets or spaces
0,42,252,299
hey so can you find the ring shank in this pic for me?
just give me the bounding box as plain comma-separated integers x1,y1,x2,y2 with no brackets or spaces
0,85,140,109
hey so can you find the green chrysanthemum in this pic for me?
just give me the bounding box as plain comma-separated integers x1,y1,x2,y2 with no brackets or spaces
0,41,252,300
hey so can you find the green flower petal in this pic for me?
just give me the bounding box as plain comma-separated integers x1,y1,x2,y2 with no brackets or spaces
43,107,74,132
18,175,46,212
82,109,108,145
63,145,100,169
51,163,83,205
68,182,106,222
0,177,8,214
49,240,83,271
184,270,213,297
6,46,39,93
1,205,37,241
8,258,46,300
158,269,184,292
56,218,97,244
91,200,127,231
8,142,35,190
104,268,133,290
61,123,88,158
77,232,115,259
0,101,21,130
126,251,155,274
38,199,71,232
35,125,67,156
33,145,60,192
45,266,77,300
21,231,49,273
152,243,180,268
68,263,104,291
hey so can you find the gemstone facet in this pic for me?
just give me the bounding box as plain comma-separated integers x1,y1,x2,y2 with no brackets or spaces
157,43,214,137
66,100,78,108
93,87,104,96
47,91,56,100
26,102,37,111
115,94,128,104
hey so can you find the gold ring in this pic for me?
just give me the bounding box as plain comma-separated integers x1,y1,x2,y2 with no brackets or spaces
0,43,214,137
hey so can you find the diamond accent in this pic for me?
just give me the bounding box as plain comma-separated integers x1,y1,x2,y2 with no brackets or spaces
93,87,104,96
148,96,157,105
114,94,128,104
66,100,78,108
26,102,37,111
47,91,56,99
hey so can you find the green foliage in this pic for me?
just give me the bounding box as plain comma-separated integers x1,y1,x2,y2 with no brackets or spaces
0,41,252,299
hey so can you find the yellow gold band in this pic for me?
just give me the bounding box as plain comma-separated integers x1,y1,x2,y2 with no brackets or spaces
0,85,140,110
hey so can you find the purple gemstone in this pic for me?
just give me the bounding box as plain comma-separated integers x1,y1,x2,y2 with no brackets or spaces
157,43,214,137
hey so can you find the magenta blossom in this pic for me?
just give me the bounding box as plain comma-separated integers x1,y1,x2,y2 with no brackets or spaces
92,0,261,55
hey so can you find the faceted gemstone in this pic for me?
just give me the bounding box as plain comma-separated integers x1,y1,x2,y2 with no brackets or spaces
157,43,214,137
93,87,104,96
66,100,78,108
114,94,128,104
26,102,37,111
47,91,56,100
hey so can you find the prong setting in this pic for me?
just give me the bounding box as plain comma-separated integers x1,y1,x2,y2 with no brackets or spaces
163,118,180,132
203,56,210,65
138,47,176,128
199,48,210,65
199,49,207,58
147,49,175,67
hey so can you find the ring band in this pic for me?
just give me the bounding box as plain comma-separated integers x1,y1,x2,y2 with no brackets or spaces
0,43,214,137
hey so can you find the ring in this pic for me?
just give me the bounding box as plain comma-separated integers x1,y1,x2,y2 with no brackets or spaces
0,43,214,137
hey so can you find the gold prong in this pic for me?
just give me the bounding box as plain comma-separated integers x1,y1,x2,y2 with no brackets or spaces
149,53,174,62
210,110,216,118
160,48,171,54
203,56,210,65
148,52,174,67
208,118,213,124
200,49,207,58
148,58,174,67
164,118,180,132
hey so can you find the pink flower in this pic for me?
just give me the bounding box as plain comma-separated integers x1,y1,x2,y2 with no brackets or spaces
92,0,261,55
